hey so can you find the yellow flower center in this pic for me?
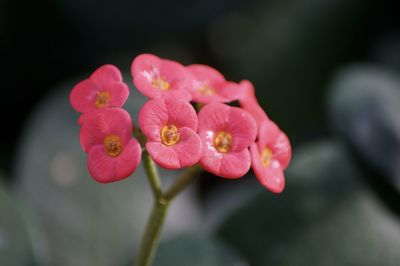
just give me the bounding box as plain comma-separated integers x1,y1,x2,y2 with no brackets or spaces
152,77,170,90
261,147,272,167
198,85,216,95
161,125,180,145
103,135,123,157
95,91,111,109
214,131,232,153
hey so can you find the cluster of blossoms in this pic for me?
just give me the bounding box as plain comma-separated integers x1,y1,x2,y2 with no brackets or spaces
70,54,291,193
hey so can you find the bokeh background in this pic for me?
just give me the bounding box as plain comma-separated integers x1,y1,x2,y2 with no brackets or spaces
1,0,400,265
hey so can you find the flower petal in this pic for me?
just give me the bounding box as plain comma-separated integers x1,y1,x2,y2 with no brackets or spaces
258,119,292,169
198,103,257,151
199,131,251,178
87,138,141,183
70,79,99,113
250,143,285,193
138,99,168,142
146,127,202,169
90,64,123,88
239,80,268,127
80,108,133,152
70,65,128,113
164,99,198,131
225,105,257,151
131,54,191,100
198,103,231,133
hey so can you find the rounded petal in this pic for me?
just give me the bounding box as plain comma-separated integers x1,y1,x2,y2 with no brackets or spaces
70,65,128,113
198,103,257,151
70,79,99,113
164,99,198,131
87,138,141,183
90,64,123,88
238,80,268,127
198,103,231,132
186,65,241,103
250,143,285,193
146,127,202,169
80,108,133,152
199,131,251,178
138,99,169,142
104,82,130,108
258,119,292,169
225,105,257,151
139,99,198,141
131,54,191,100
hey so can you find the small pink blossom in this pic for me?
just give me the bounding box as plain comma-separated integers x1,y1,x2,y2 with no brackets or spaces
186,64,242,103
79,108,141,183
250,119,291,193
131,54,192,101
239,80,268,127
70,64,129,113
198,103,257,178
138,98,202,169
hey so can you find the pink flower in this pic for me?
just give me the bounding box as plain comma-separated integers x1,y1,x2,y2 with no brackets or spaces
70,64,129,113
198,103,257,178
138,98,202,169
250,119,291,193
131,54,192,101
186,64,242,103
79,108,141,183
238,80,268,127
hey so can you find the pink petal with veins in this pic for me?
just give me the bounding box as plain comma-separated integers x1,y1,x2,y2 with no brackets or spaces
131,54,191,101
238,80,268,127
87,138,141,183
250,143,285,193
257,119,291,170
138,99,198,142
80,108,132,152
146,127,202,169
70,64,129,113
199,131,251,178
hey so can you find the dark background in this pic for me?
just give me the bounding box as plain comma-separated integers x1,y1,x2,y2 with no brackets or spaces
2,0,400,265
3,0,397,173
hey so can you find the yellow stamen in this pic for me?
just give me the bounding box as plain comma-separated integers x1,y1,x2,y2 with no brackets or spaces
261,147,272,167
215,131,232,153
161,125,180,145
95,91,111,109
198,85,216,95
104,135,123,157
152,77,170,90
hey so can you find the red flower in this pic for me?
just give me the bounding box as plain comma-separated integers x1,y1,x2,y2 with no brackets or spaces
138,99,202,169
198,103,257,178
131,54,192,101
186,64,242,103
250,119,291,193
79,108,141,183
70,65,129,113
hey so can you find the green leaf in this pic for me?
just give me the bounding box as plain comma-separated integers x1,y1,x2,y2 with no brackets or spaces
14,78,203,266
217,140,400,266
0,176,33,265
154,234,247,266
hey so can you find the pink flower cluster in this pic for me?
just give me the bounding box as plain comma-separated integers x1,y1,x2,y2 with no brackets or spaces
70,54,291,193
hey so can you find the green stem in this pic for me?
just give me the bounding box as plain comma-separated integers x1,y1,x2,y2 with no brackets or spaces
164,164,203,201
134,200,170,266
142,151,163,199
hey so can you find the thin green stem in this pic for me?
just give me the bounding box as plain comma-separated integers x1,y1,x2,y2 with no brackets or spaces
142,150,163,200
164,164,203,201
134,200,170,266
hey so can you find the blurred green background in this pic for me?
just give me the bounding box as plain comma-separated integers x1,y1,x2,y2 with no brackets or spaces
1,0,400,265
